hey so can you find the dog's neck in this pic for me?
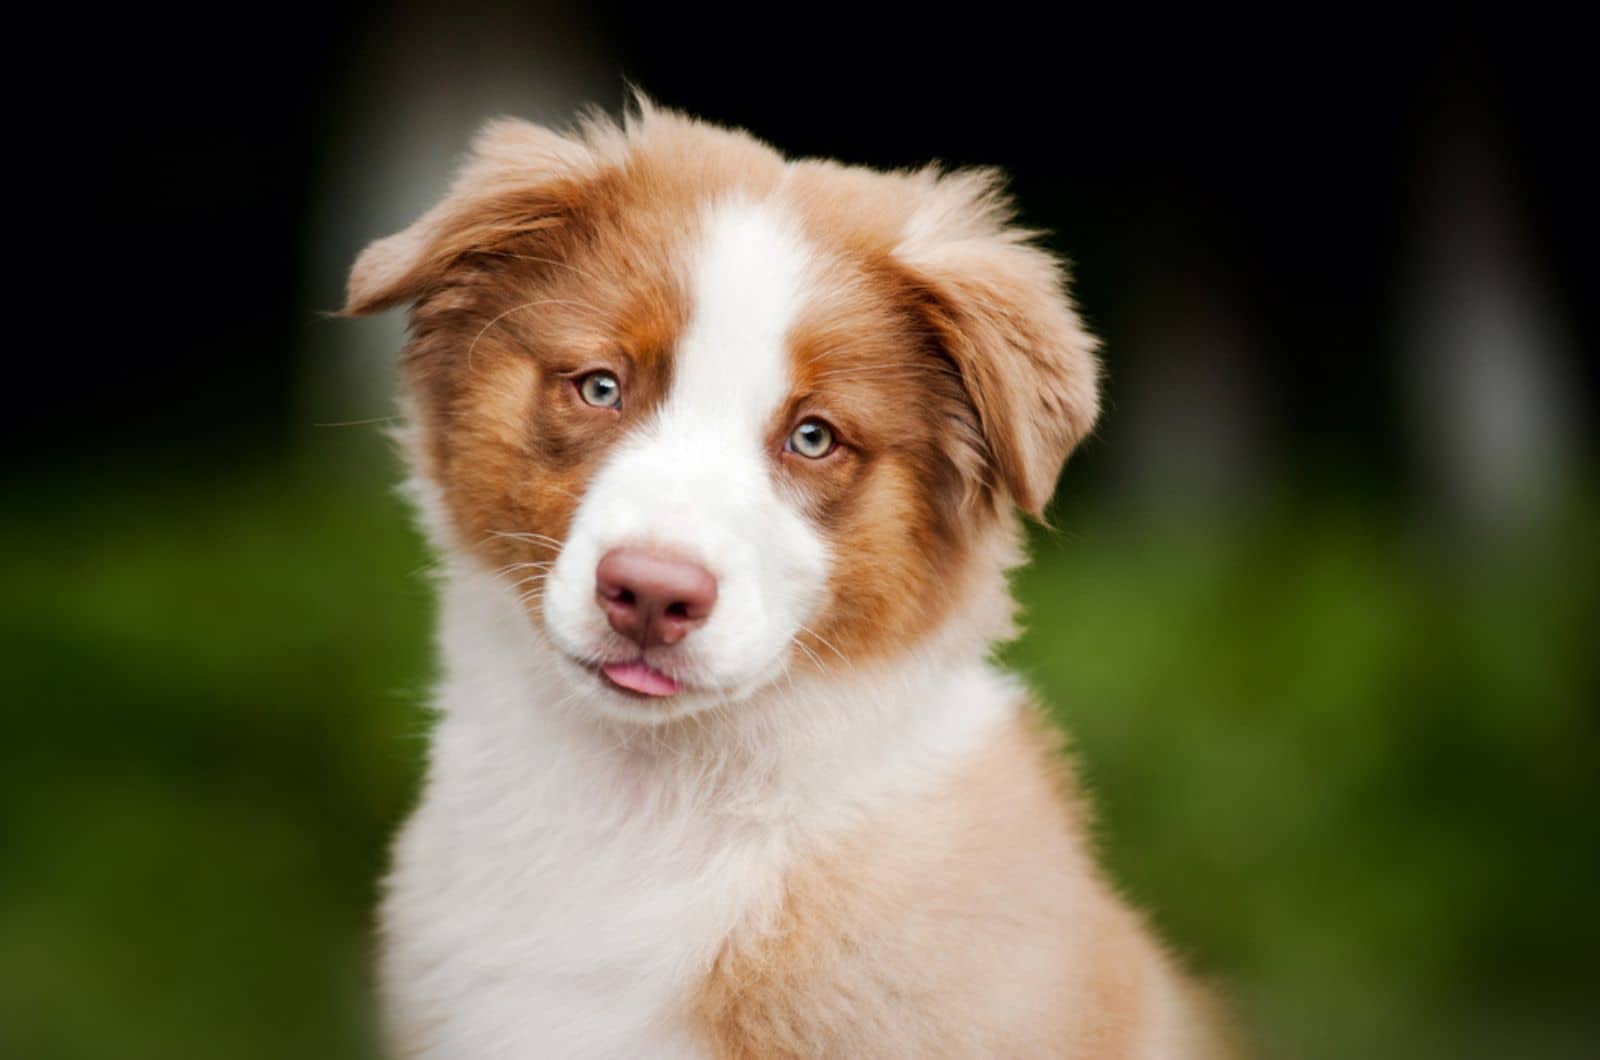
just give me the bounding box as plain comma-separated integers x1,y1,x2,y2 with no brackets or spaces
390,486,1037,1055
421,551,1020,832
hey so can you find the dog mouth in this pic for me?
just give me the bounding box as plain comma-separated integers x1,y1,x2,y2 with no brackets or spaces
596,658,682,698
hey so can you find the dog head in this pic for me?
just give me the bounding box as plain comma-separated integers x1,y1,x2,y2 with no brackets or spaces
343,102,1099,723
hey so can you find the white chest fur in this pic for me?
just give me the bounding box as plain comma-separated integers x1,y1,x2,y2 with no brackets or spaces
378,563,1017,1059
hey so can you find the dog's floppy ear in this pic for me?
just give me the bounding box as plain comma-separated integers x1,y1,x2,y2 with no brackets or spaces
894,168,1101,518
341,117,601,316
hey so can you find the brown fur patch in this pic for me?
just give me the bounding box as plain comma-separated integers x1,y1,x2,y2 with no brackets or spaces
782,157,1101,519
765,156,1101,662
768,244,991,663
695,708,1228,1058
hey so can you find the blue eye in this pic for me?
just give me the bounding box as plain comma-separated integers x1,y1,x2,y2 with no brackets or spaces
787,419,834,459
577,371,621,408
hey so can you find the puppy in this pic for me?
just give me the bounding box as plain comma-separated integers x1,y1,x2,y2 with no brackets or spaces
342,98,1234,1059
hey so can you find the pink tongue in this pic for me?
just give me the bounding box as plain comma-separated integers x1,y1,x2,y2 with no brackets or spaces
601,660,681,697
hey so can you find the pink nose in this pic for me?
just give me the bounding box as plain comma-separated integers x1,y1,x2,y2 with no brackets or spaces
595,548,718,648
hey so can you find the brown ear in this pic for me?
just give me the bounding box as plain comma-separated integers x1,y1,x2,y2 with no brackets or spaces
340,116,601,316
893,168,1101,518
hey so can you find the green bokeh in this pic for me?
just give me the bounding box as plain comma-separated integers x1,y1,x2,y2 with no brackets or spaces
3,460,1596,1058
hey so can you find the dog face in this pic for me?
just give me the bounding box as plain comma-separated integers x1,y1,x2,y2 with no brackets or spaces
344,104,1099,722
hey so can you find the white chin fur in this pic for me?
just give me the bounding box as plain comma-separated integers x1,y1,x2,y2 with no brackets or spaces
543,641,793,728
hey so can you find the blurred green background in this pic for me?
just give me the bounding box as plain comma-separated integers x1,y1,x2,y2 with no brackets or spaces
9,6,1597,1058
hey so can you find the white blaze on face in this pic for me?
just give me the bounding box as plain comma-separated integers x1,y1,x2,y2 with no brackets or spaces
542,198,832,715
670,198,805,435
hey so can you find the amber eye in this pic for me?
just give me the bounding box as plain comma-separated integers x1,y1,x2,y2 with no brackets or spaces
577,371,622,409
787,419,835,459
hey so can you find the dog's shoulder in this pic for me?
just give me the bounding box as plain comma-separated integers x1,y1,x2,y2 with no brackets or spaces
694,698,1199,1058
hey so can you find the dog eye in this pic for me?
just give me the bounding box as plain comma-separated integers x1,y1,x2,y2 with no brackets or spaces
787,419,835,459
577,371,622,409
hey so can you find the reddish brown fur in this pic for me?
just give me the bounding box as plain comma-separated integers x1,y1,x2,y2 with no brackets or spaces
767,248,991,661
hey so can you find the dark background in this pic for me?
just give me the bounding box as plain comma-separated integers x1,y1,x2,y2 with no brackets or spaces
7,6,1596,1058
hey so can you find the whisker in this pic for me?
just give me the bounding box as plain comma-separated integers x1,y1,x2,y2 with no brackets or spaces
796,344,852,369
485,529,567,551
464,298,603,370
791,638,825,672
474,249,602,285
540,484,585,503
408,558,446,579
807,364,965,384
313,415,402,429
492,560,555,577
796,623,848,664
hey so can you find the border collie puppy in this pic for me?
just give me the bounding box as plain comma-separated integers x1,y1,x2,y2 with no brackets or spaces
342,98,1234,1059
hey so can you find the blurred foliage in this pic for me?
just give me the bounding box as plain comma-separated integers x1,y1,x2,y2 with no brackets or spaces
1,467,430,1060
1009,501,1600,1058
2,461,1596,1059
